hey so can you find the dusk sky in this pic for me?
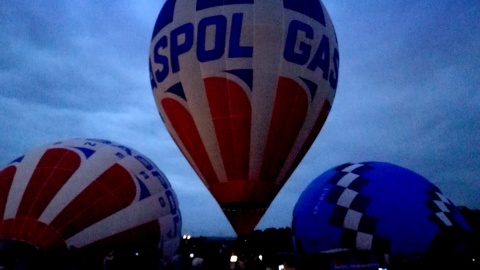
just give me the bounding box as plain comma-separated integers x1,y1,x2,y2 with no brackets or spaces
1,0,479,237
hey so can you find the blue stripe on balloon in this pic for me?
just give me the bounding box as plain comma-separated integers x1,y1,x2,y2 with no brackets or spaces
166,82,187,101
299,77,317,101
152,0,176,39
74,147,96,159
9,155,24,164
137,177,151,201
196,0,254,11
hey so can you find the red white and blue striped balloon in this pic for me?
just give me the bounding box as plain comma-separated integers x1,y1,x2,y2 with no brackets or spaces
0,138,181,257
149,0,339,235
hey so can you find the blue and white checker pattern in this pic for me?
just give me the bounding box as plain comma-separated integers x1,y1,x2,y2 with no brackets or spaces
326,163,391,252
424,183,458,228
292,161,473,256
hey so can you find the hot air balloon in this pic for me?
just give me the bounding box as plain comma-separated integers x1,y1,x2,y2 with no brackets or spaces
149,0,339,235
0,138,181,259
292,162,472,258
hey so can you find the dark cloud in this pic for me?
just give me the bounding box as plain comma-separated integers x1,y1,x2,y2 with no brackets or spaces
0,0,159,111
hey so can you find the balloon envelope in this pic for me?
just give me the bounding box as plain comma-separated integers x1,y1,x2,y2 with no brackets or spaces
0,138,181,258
292,162,471,256
149,0,339,235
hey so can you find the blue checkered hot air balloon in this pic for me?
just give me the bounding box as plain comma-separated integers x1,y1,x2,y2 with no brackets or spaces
292,161,472,258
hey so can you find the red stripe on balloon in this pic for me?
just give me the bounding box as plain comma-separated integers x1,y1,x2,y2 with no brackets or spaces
0,166,16,220
17,149,81,219
0,218,65,250
162,98,219,186
0,166,16,239
15,149,80,245
259,77,308,182
205,77,251,181
48,163,136,240
283,100,331,181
